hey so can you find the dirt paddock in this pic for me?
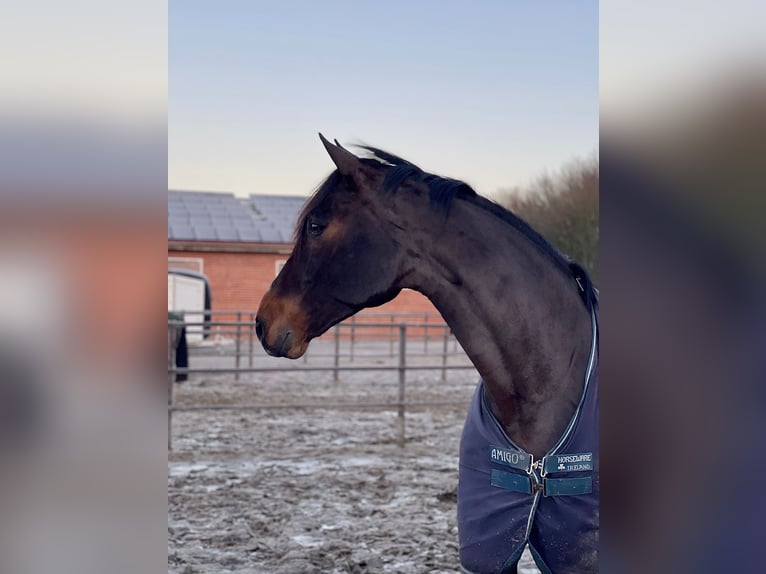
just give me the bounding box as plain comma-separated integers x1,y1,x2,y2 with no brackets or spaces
168,340,540,573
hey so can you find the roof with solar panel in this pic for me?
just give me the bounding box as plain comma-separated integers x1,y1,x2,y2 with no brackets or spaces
168,191,307,243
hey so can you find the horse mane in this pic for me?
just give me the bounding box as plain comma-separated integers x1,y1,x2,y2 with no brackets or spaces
295,145,596,311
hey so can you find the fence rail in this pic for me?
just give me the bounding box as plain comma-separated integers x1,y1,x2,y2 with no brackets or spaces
170,309,464,372
170,400,469,412
170,309,450,344
168,319,475,451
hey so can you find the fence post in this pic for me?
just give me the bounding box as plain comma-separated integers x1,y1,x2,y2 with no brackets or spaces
350,315,356,362
389,315,394,358
441,324,450,382
248,312,254,368
235,311,241,382
397,324,407,448
333,325,340,383
167,322,174,451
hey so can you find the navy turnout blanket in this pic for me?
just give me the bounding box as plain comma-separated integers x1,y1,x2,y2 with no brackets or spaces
457,314,598,574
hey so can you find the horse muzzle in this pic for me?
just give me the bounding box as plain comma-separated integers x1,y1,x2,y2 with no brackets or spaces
255,292,310,359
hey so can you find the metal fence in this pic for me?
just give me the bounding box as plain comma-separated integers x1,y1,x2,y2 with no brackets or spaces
170,309,467,379
167,313,477,450
173,309,453,348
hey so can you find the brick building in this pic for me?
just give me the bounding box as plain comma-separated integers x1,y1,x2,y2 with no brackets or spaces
168,191,440,324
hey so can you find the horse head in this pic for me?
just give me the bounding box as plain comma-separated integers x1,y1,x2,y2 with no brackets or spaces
255,134,408,358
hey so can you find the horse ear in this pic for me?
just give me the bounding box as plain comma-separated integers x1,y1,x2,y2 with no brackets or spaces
318,133,361,177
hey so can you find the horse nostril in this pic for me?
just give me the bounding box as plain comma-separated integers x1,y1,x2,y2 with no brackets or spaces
254,317,265,342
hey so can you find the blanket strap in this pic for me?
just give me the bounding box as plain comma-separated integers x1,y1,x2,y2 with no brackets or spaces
489,468,592,497
490,468,532,495
543,476,592,497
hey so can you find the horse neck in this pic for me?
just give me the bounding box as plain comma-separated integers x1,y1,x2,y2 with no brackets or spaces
400,197,592,457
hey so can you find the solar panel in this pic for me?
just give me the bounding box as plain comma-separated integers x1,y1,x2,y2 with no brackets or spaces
169,191,309,243
216,228,239,241
237,229,262,241
169,224,195,240
169,215,191,225
210,215,233,226
191,225,217,240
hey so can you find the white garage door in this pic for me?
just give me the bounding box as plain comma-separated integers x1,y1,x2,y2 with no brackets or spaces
168,274,205,343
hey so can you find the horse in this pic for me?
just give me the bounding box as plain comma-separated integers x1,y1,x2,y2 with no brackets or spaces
256,135,598,574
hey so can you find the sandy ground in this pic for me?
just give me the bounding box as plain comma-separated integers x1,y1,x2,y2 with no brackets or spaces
168,338,541,573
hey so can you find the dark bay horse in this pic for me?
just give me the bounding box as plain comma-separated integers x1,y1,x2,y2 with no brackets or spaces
256,135,598,573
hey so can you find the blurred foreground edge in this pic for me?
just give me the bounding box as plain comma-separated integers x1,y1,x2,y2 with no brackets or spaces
600,86,766,573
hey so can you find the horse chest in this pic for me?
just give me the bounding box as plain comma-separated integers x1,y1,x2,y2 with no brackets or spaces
457,361,598,574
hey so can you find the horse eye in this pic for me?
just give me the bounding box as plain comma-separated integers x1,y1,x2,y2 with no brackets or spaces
307,219,325,237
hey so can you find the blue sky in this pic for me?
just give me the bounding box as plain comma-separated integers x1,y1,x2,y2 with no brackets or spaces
169,1,597,199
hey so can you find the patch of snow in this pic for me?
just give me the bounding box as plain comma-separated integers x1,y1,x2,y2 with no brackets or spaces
291,534,324,548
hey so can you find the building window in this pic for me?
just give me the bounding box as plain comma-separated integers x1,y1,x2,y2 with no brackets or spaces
275,259,286,277
169,256,204,274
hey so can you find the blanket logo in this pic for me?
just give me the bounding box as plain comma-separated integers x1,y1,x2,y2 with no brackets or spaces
550,452,593,473
489,445,531,472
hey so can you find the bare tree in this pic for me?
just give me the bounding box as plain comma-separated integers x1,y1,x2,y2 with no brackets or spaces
500,156,599,284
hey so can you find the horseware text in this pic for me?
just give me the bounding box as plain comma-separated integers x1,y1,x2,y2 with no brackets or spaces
556,453,592,463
